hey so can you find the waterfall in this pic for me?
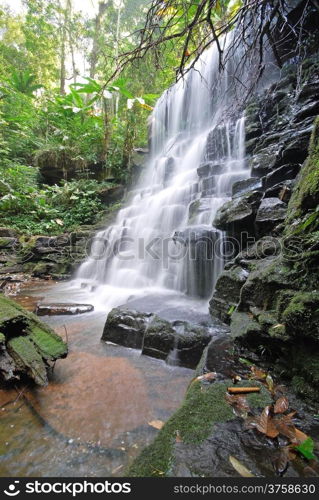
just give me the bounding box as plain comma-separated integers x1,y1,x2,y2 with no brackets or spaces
75,34,250,309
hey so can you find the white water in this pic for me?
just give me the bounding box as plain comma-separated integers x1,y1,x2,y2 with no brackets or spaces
75,35,250,311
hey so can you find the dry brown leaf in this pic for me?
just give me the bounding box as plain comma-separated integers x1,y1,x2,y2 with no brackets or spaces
258,405,279,438
229,456,255,477
294,428,309,444
250,366,267,380
266,374,274,392
225,393,251,417
148,420,164,430
196,372,217,382
274,412,297,441
274,396,289,414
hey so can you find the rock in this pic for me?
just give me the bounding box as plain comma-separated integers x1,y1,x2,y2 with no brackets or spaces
293,100,319,122
102,307,153,348
213,191,262,234
0,228,18,238
200,175,217,195
250,148,278,177
209,266,249,323
141,316,175,360
281,292,319,342
197,162,223,178
255,198,287,236
129,378,272,477
188,198,213,223
232,178,263,198
0,295,67,386
263,164,301,190
35,303,94,316
0,237,18,249
230,311,262,340
264,180,295,203
97,185,125,205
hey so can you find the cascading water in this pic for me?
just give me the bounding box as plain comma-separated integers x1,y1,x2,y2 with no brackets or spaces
75,34,251,310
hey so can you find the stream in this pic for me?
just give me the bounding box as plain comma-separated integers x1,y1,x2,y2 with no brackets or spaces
0,280,200,477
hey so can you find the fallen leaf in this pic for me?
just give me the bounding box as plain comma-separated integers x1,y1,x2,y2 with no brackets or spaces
251,366,267,380
148,420,164,430
295,437,316,460
274,396,289,414
229,456,255,477
258,405,279,438
294,428,309,444
274,412,297,441
55,218,64,226
266,374,274,392
225,393,250,417
196,372,217,382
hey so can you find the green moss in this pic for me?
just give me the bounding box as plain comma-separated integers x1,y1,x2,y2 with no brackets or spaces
7,336,48,386
128,380,271,477
281,292,319,341
29,326,67,360
287,117,319,223
0,332,5,344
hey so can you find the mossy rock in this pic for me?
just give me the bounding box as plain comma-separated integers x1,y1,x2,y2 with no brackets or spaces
0,295,67,386
281,291,319,341
287,117,319,220
7,336,48,386
128,379,271,477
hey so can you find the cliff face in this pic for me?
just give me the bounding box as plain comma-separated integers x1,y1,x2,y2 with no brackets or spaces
209,55,319,398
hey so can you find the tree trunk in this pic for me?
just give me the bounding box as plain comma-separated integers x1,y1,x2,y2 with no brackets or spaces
89,1,108,80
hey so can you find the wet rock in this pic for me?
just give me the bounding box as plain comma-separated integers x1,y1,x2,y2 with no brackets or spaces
264,180,295,203
97,185,125,205
0,295,67,386
36,303,94,316
213,191,262,235
209,266,249,323
197,162,223,178
230,311,262,340
263,164,301,190
293,100,319,122
232,178,263,198
102,307,153,348
255,198,287,236
250,148,278,177
188,198,212,223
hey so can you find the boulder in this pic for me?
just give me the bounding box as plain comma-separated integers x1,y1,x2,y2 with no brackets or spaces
188,198,212,223
213,191,262,235
102,307,153,349
264,180,295,203
97,185,125,205
0,295,67,386
232,178,263,198
36,303,94,316
209,266,249,323
263,164,301,190
197,162,223,178
143,319,212,368
255,198,287,236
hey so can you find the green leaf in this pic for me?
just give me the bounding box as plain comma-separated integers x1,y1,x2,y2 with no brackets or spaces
295,437,316,460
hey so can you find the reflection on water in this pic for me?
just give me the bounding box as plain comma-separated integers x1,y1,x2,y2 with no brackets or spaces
0,281,193,477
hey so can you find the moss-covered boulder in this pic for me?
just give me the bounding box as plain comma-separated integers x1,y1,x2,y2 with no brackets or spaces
0,295,67,386
128,378,271,477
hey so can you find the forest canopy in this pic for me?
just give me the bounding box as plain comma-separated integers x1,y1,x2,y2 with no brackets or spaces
0,0,315,235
